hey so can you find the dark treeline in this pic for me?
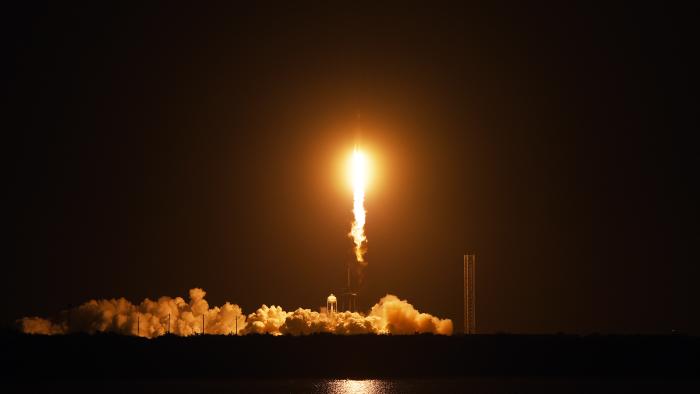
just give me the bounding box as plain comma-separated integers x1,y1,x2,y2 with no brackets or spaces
1,332,698,380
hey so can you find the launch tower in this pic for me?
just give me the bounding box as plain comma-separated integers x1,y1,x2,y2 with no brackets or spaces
340,262,359,312
464,253,476,334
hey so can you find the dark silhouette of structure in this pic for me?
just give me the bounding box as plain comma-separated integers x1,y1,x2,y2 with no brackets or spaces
464,253,476,334
340,262,358,312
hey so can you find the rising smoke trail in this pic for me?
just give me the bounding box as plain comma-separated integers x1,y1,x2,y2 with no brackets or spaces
349,148,368,263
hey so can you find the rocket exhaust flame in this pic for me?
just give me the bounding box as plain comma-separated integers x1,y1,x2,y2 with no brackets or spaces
16,147,456,336
16,147,458,337
349,148,368,263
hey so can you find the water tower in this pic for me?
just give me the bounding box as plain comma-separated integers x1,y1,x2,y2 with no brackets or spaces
327,294,337,316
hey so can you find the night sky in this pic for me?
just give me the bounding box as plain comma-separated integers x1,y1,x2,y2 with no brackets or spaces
7,3,697,334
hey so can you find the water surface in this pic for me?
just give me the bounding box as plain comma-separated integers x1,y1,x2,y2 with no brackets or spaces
15,378,697,393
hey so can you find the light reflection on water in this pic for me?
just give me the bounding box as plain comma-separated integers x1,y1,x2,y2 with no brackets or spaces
317,379,395,394
14,378,697,393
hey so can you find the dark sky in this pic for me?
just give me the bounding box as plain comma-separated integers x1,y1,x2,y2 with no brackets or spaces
7,3,697,334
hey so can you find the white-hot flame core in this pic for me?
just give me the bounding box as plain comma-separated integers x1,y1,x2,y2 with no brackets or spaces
350,149,368,262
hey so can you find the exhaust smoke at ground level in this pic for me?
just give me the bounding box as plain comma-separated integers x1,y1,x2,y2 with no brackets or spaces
19,288,453,337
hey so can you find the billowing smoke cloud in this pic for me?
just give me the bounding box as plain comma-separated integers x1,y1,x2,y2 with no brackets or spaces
20,288,245,338
20,290,453,337
243,294,452,335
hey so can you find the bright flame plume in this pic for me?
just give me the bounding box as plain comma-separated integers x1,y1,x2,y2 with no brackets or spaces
349,148,368,262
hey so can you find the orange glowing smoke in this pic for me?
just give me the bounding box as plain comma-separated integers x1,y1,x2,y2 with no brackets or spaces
349,148,368,262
